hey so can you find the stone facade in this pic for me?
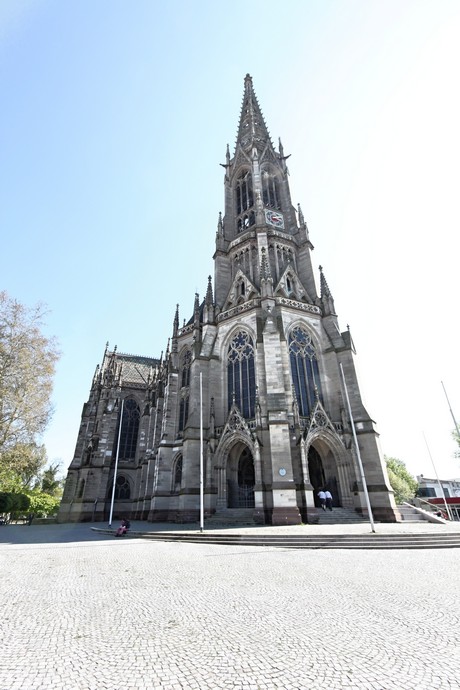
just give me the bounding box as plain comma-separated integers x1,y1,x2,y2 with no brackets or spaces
58,75,397,525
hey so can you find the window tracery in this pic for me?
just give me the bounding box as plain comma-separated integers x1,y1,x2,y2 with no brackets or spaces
114,475,130,500
227,331,256,418
235,171,255,233
173,455,183,492
179,350,191,432
262,170,281,210
113,398,140,461
289,326,323,417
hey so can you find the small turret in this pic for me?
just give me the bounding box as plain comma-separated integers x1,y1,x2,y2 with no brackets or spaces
204,276,215,324
319,265,336,316
173,304,179,337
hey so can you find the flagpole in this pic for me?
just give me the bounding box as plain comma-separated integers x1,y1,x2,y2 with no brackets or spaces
422,431,452,520
109,397,124,527
200,372,204,533
340,363,375,533
441,381,460,444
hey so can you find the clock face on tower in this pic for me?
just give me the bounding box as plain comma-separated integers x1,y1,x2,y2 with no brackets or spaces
265,209,284,229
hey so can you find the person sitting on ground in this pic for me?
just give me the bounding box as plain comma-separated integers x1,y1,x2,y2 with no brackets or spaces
115,519,129,537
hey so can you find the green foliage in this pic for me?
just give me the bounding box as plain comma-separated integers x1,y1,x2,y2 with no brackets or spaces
385,456,418,504
9,492,31,514
0,466,25,493
41,462,64,497
0,492,13,513
0,443,47,488
0,293,61,519
0,448,63,523
0,291,59,454
27,490,61,518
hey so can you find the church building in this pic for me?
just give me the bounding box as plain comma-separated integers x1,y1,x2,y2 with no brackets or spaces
58,75,397,525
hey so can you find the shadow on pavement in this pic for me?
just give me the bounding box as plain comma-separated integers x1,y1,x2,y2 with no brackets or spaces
0,522,134,545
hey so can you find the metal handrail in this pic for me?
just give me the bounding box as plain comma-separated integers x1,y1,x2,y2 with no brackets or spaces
413,496,451,520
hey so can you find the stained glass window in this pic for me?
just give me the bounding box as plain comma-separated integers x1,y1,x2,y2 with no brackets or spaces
114,475,130,500
113,398,140,461
289,326,323,417
227,331,256,418
179,350,191,432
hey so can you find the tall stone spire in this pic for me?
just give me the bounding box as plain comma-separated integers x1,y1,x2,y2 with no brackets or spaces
235,74,272,155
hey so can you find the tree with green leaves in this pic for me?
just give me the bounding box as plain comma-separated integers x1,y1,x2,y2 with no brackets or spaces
0,292,61,520
385,456,418,504
0,442,47,488
41,462,64,497
0,291,59,476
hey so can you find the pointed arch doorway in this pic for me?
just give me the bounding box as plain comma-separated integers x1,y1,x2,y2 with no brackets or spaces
227,444,255,508
308,444,341,508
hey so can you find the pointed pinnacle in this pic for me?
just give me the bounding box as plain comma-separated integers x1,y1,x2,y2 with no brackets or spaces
173,304,179,335
319,265,332,298
205,276,213,305
260,246,272,281
297,203,304,226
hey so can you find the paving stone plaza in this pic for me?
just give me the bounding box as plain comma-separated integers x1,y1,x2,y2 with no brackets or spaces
1,523,460,690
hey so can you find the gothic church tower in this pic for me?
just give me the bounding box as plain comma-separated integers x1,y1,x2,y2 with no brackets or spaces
59,75,397,525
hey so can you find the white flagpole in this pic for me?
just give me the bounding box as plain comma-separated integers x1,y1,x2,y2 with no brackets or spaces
340,363,375,532
441,381,460,445
109,397,124,527
422,431,452,520
200,372,204,533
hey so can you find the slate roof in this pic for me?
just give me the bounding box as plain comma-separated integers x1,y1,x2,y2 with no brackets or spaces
115,352,160,385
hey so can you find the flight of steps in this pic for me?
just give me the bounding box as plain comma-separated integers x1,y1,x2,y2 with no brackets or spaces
93,527,460,550
204,508,256,527
397,505,429,522
314,507,369,524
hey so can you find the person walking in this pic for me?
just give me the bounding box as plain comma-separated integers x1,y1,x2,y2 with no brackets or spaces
318,489,326,510
325,489,333,511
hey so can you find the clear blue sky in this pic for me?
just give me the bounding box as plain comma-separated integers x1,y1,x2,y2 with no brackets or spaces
2,0,460,480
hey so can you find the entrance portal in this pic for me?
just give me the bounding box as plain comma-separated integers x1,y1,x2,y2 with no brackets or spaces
227,446,255,508
308,446,326,507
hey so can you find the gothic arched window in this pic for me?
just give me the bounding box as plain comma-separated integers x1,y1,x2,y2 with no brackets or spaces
114,475,131,500
178,394,189,433
113,398,140,461
289,326,323,417
262,171,281,210
181,349,192,388
227,331,256,418
235,171,255,233
179,350,191,433
173,455,183,492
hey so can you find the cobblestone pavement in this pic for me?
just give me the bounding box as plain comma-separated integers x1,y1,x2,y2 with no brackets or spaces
1,524,460,690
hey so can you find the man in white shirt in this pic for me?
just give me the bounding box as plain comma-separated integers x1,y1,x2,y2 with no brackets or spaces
318,490,326,510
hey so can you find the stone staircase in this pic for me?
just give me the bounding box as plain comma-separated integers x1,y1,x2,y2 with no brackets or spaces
93,527,460,550
397,505,429,522
204,508,256,527
314,507,369,524
204,507,369,527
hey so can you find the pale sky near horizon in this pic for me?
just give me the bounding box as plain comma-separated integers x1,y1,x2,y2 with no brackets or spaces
2,0,460,481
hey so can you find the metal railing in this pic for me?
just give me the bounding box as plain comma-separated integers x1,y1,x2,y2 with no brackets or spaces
413,496,452,520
